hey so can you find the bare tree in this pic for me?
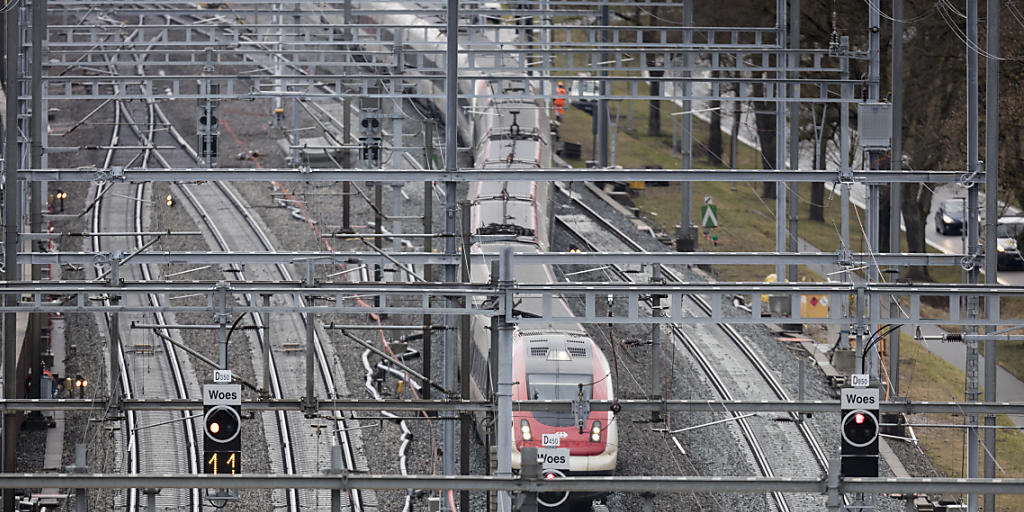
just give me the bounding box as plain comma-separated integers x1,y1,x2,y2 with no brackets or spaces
646,6,662,137
708,70,723,163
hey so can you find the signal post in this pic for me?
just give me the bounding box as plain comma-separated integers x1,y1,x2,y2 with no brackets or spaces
204,370,242,506
840,376,880,511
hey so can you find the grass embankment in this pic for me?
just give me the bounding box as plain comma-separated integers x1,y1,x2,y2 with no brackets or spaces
900,333,1024,510
556,99,1024,509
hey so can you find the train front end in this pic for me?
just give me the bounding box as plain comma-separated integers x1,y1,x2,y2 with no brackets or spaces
511,329,618,505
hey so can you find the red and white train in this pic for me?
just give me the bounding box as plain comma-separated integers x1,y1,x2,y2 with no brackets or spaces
357,2,618,505
467,77,618,506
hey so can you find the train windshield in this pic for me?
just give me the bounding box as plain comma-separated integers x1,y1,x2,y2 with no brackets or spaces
526,373,593,427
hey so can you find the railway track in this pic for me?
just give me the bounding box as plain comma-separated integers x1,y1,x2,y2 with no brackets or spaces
158,10,426,510
141,58,373,512
75,13,374,508
81,29,204,511
554,184,832,512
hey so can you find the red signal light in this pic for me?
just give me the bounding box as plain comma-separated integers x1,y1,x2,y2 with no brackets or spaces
545,473,556,480
854,413,865,424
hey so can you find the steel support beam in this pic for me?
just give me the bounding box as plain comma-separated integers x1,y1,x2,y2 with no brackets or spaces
28,0,47,405
3,397,1024,415
3,4,22,509
0,473,1022,495
966,3,981,510
676,0,695,252
786,0,799,284
441,0,459,486
774,0,787,281
18,167,975,183
18,250,974,267
983,1,1000,510
888,0,904,398
496,250,514,512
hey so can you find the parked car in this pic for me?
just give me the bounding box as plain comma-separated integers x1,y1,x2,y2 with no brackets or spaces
570,76,600,114
995,217,1024,270
934,199,967,236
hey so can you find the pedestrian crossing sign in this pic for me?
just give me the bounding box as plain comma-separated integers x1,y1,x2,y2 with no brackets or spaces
701,204,719,228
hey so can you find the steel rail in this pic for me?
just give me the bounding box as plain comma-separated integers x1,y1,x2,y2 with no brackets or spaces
557,218,791,512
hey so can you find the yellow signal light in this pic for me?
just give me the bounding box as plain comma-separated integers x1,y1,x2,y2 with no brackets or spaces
165,194,175,207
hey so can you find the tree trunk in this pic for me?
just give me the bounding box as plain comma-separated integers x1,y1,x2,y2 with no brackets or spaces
809,118,835,222
646,7,661,137
809,183,825,222
648,78,661,137
874,152,893,253
708,72,722,164
879,185,891,253
728,101,741,168
902,183,933,281
754,99,776,199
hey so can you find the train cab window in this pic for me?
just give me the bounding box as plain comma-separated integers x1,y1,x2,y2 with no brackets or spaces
526,373,593,427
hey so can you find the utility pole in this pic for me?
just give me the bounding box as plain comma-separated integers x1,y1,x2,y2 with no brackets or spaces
341,0,352,232
3,3,23,508
676,0,696,252
839,34,852,351
983,0,1000,510
775,0,787,282
650,265,663,421
888,0,904,398
787,0,799,284
865,0,881,379
28,0,47,406
442,0,459,494
597,4,609,167
965,1,981,511
495,249,515,512
459,202,472,512
422,121,435,401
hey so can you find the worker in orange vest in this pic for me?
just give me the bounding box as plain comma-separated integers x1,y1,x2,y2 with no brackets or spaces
553,81,567,120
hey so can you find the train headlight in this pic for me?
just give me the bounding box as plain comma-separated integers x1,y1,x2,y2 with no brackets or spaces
590,421,602,442
520,420,532,442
